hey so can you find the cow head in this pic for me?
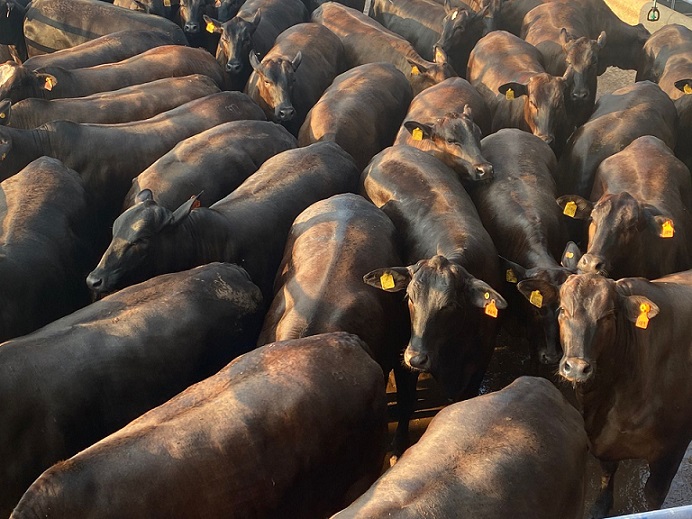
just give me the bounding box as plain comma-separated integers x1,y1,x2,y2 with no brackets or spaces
435,2,486,57
557,193,674,278
179,0,212,33
498,72,569,149
557,273,658,384
560,29,605,104
402,107,493,183
364,255,506,398
204,9,260,75
0,62,57,103
86,190,200,296
248,51,301,122
407,51,458,96
215,0,243,21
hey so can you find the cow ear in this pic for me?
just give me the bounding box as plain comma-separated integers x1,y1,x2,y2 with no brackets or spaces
462,103,474,119
403,120,433,140
136,189,154,204
363,267,411,292
434,45,449,65
561,241,582,271
37,73,58,92
556,195,593,220
170,193,202,226
596,30,607,48
619,294,659,324
407,58,428,74
291,51,302,71
0,133,11,161
475,4,490,18
443,0,453,14
559,27,572,46
674,79,692,94
646,212,676,239
467,278,508,311
249,51,261,71
517,279,559,308
498,256,526,285
248,8,261,28
203,14,223,34
0,99,10,124
498,82,527,98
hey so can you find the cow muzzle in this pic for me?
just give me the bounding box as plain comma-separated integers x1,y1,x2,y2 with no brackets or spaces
535,133,554,145
86,270,111,296
559,356,593,383
577,253,607,276
473,162,494,182
184,21,200,33
226,60,243,74
275,105,295,122
404,347,432,372
571,89,589,101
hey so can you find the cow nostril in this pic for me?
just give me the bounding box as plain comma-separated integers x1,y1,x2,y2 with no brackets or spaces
226,62,241,73
563,360,572,373
87,275,102,290
185,23,200,33
409,353,430,370
582,363,592,375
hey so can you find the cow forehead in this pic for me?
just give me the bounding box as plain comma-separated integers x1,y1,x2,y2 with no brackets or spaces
260,59,293,82
560,274,615,313
224,17,251,40
566,39,598,65
113,203,168,238
594,193,639,220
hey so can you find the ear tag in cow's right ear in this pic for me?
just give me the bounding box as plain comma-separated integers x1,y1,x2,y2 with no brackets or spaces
563,200,577,218
485,299,499,318
206,21,216,33
505,88,514,100
565,251,574,259
411,65,420,76
380,272,395,290
192,199,201,210
412,128,424,141
164,0,171,6
660,219,674,238
684,84,692,95
506,269,517,283
44,77,54,91
0,112,5,119
0,153,5,161
635,303,650,329
529,290,543,308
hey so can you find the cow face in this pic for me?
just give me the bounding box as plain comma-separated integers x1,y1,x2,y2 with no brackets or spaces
0,62,57,103
179,0,210,33
364,255,506,398
435,4,484,57
498,72,569,149
215,0,243,21
205,10,260,74
407,52,457,96
87,190,199,295
561,29,605,104
403,107,493,183
248,52,301,122
557,273,658,384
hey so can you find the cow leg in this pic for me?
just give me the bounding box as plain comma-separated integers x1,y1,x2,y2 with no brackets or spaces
391,365,418,464
589,460,618,519
644,445,688,510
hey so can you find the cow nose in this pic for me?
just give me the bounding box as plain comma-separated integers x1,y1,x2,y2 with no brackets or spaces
536,134,554,145
404,348,432,372
277,106,295,121
86,272,103,291
539,349,561,365
226,61,242,73
184,22,200,33
572,90,589,101
578,253,606,275
560,356,593,382
474,162,494,180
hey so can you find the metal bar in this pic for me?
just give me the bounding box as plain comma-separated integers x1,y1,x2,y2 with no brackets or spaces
611,505,692,519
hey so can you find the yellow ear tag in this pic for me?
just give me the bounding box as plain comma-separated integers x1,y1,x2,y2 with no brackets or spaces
164,0,171,5
505,88,514,100
0,112,5,119
565,251,574,259
529,290,543,308
684,84,692,95
563,200,577,218
0,153,5,161
451,9,458,20
380,272,395,290
44,77,54,91
635,302,650,329
206,21,216,33
661,219,674,238
485,299,498,318
506,269,517,283
411,65,420,76
411,127,424,141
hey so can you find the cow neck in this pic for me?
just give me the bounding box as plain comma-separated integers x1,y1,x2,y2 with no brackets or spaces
520,244,560,271
178,208,236,266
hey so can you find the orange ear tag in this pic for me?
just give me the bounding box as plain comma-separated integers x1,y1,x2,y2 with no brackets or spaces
505,88,514,100
44,77,54,91
411,128,424,141
635,302,650,329
684,84,692,95
563,200,577,218
206,21,216,33
506,269,517,283
411,65,420,76
192,198,201,210
380,272,395,290
660,220,674,238
485,298,498,318
529,290,543,308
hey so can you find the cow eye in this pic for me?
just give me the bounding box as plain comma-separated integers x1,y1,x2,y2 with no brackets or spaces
264,80,271,86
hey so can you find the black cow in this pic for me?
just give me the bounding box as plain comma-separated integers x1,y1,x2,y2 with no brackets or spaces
0,262,263,518
298,62,413,170
0,92,265,225
468,129,568,364
0,0,31,61
87,142,360,301
2,75,220,128
312,2,457,96
555,81,677,200
114,0,174,17
0,45,224,104
245,23,344,136
204,0,308,90
468,30,571,156
527,272,692,517
333,377,588,519
557,136,692,280
23,0,187,56
11,332,386,519
125,120,297,210
362,145,505,457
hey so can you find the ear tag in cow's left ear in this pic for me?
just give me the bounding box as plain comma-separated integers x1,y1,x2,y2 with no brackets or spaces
485,298,499,318
0,112,5,119
635,303,650,329
451,9,458,20
411,65,420,76
660,219,674,238
412,127,424,141
380,272,395,290
164,0,171,6
44,77,54,91
0,153,5,161
529,290,543,308
684,84,692,95
506,269,517,283
563,200,577,218
206,21,216,33
565,251,574,259
505,88,514,100
192,198,201,210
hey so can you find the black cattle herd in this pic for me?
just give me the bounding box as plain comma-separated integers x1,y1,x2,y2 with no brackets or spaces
0,0,690,516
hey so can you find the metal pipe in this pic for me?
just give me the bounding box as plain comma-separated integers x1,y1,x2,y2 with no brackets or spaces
611,505,692,519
